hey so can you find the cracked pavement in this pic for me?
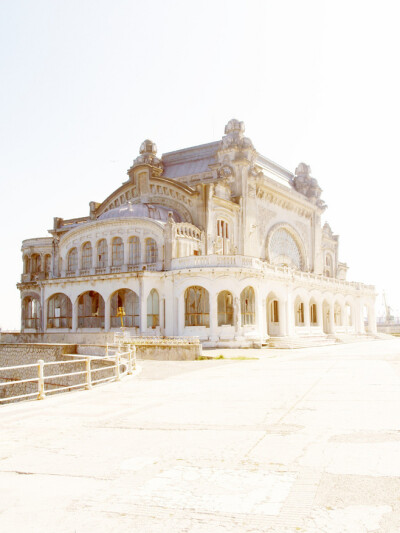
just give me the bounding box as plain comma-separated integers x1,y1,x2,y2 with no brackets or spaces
1,339,400,532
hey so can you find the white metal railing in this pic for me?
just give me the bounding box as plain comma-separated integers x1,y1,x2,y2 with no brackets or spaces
0,346,137,405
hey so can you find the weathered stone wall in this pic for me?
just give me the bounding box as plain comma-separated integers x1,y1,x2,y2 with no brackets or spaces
0,334,202,361
134,343,201,360
0,344,117,404
0,332,116,344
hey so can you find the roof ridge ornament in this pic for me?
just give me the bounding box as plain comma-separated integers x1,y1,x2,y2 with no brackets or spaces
128,139,163,176
219,118,254,152
293,162,326,210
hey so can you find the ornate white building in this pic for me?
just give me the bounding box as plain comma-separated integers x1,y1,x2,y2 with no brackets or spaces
18,119,376,346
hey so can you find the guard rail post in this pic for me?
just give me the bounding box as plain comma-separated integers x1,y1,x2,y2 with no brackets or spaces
127,348,133,375
85,357,92,390
115,353,121,381
132,345,137,371
37,359,46,400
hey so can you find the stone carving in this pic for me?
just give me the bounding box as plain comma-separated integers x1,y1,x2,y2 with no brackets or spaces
293,163,326,209
129,139,163,173
219,119,255,152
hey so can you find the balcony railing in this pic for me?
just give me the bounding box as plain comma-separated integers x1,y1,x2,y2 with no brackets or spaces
170,254,375,292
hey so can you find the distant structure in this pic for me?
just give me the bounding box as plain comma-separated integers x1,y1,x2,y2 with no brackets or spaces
17,119,376,346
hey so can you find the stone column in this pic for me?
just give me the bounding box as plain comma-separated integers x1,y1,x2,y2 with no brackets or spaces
286,292,295,336
209,290,218,342
329,302,335,334
234,296,241,336
317,300,323,331
304,299,311,331
278,299,286,336
124,237,130,268
104,297,110,331
72,300,78,332
108,241,113,269
139,278,147,334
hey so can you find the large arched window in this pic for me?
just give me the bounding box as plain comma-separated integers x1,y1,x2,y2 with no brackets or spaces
110,289,139,328
67,248,78,272
145,238,158,263
185,286,210,327
112,237,124,266
240,286,255,326
47,293,72,329
128,236,140,265
97,239,108,268
334,302,342,326
78,291,105,328
295,299,305,326
147,289,159,328
217,291,234,326
22,296,40,329
82,242,92,269
268,227,303,270
310,301,318,325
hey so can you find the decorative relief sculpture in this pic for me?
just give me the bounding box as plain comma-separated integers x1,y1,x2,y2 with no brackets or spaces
219,119,255,152
293,163,326,210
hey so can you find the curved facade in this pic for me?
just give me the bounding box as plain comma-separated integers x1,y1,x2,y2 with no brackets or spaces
18,120,376,345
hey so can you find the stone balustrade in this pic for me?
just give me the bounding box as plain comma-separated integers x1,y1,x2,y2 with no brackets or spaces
170,254,375,293
174,223,202,240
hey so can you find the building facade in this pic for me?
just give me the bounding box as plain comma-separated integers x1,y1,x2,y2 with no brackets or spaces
18,119,376,346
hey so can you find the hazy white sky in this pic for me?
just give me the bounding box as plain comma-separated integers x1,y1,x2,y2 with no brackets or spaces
1,0,399,329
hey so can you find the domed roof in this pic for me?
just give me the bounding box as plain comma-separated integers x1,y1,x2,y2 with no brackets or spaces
98,202,182,223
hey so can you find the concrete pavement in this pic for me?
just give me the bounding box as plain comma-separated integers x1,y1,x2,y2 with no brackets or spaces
1,339,400,532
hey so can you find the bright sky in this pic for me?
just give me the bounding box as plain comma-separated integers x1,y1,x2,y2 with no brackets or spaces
1,0,399,329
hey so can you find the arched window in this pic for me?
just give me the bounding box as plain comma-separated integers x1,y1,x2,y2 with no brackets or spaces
325,254,333,277
110,289,139,328
310,302,317,325
97,239,108,268
128,236,140,265
31,254,41,273
185,286,210,327
217,219,229,239
78,291,105,328
145,238,158,263
23,296,40,329
82,242,92,269
270,300,279,323
241,286,255,326
334,303,342,326
217,291,234,326
44,254,51,275
147,289,159,328
295,300,305,326
268,227,303,270
47,293,72,329
67,248,78,272
112,237,124,266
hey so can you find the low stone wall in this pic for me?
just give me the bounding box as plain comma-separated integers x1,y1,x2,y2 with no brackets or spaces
0,332,116,344
133,343,201,361
1,334,202,361
0,344,117,404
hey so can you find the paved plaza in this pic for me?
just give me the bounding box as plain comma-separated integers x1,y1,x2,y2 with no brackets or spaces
1,339,400,532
